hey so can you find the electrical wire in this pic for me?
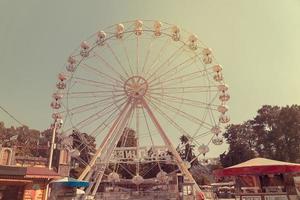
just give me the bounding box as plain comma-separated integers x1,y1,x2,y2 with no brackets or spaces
0,105,25,126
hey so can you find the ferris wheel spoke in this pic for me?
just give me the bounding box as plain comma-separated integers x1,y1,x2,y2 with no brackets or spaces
136,35,140,75
72,80,122,90
141,37,155,76
149,85,218,94
146,44,186,82
190,108,211,138
90,99,129,138
141,107,156,148
143,38,172,77
79,63,124,85
68,97,125,116
90,111,118,138
147,97,211,154
62,90,124,97
208,98,218,126
120,40,135,76
141,107,163,171
192,130,212,140
147,53,199,85
145,45,188,83
65,95,125,115
65,92,124,99
92,50,127,81
105,43,131,78
148,95,214,130
149,93,219,109
71,76,123,89
153,53,216,86
150,68,214,89
69,97,125,125
68,97,127,132
145,96,191,136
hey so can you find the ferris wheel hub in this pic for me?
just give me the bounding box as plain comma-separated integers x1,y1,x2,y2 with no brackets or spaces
124,76,148,99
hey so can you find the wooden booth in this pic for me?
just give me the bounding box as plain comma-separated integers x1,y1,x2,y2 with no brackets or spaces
0,165,60,200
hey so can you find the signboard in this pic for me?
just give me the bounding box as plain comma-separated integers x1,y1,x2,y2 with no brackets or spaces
100,146,172,162
264,195,288,200
241,196,262,200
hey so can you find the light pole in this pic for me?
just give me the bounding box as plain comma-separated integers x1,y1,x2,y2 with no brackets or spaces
48,120,60,169
45,119,61,200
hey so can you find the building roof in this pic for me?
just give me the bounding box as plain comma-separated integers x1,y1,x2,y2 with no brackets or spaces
0,165,60,179
25,166,61,178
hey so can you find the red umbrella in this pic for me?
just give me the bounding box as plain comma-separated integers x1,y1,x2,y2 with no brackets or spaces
214,158,300,177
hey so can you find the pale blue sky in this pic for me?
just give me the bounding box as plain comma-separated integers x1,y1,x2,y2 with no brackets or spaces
0,1,299,154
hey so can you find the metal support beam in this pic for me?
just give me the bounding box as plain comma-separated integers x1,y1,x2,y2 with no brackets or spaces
79,100,132,181
141,98,201,193
91,103,134,195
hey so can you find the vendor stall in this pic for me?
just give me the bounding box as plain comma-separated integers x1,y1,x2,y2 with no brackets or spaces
214,158,300,200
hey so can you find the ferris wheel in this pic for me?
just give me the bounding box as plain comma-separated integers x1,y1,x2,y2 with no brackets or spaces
50,20,230,195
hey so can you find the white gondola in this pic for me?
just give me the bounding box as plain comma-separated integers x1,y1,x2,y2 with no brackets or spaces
219,93,230,102
108,172,120,182
56,81,66,89
132,175,144,185
217,105,229,113
198,144,209,155
52,92,63,100
218,84,229,92
52,113,62,120
211,126,222,135
135,20,143,35
51,101,61,109
116,24,125,39
219,114,230,123
188,34,198,50
156,171,168,183
171,26,180,41
80,41,90,57
213,64,223,72
97,31,106,46
154,21,162,36
203,55,213,64
214,73,223,82
212,137,223,145
202,48,212,56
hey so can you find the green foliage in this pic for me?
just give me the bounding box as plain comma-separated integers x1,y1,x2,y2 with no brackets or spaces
69,130,97,178
0,122,44,157
177,135,199,166
220,105,300,167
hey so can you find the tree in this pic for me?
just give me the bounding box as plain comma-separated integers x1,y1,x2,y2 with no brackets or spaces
220,105,300,167
252,105,300,162
0,122,42,156
177,135,199,166
220,122,257,167
69,130,96,178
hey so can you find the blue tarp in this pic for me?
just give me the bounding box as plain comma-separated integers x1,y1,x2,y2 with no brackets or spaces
52,177,89,188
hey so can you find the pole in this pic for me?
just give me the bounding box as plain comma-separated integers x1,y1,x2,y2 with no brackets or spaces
48,122,58,169
45,121,58,200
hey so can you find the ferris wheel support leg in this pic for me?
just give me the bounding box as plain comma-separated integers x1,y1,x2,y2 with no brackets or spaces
141,99,201,193
78,100,132,181
91,104,134,196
